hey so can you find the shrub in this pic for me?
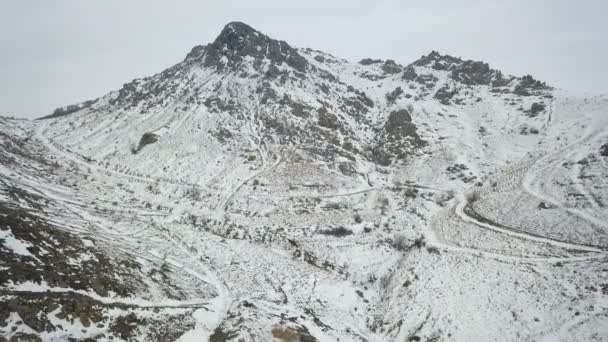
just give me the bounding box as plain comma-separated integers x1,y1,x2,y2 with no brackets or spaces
379,274,391,289
426,246,440,254
184,186,201,201
413,235,426,248
404,188,419,199
393,234,409,251
465,190,480,203
386,86,403,103
318,226,353,237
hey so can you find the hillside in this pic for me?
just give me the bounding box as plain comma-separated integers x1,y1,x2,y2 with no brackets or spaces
1,22,607,342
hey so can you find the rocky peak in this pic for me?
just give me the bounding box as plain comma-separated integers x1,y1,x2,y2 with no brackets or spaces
412,50,463,69
199,21,309,73
411,51,511,87
213,21,261,51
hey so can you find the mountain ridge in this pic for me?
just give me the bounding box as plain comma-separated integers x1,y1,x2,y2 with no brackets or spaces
42,22,549,120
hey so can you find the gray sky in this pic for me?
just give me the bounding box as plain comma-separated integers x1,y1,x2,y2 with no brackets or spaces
1,0,607,118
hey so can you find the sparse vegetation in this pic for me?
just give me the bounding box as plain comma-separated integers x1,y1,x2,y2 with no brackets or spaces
465,190,480,203
434,190,455,206
318,226,353,237
393,234,409,251
184,186,201,201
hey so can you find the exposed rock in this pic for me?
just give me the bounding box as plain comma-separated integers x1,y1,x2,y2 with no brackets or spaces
338,162,357,175
280,95,312,118
211,127,233,143
136,133,159,152
204,97,237,114
381,60,403,74
600,143,608,157
110,313,143,340
184,44,206,60
386,87,404,104
402,66,418,81
491,71,512,87
201,22,309,73
434,85,459,105
317,107,339,130
413,74,438,89
359,58,383,66
385,109,413,133
526,102,546,117
412,51,462,69
371,108,424,165
513,75,549,96
271,325,318,342
411,51,519,89
450,60,494,85
256,82,279,104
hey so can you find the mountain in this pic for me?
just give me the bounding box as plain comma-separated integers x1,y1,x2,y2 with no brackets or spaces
1,21,608,341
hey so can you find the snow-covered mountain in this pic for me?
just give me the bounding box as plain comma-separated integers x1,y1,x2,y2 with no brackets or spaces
1,22,608,341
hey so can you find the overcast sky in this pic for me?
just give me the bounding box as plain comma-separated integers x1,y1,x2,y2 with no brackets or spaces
1,0,607,118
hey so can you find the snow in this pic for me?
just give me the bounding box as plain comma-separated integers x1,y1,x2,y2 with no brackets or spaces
0,228,35,258
1,29,608,341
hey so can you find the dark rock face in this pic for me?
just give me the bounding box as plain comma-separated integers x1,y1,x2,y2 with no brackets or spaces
450,61,494,85
411,51,519,89
371,108,424,165
201,22,308,72
280,94,312,118
526,102,546,117
317,107,339,129
359,58,383,66
386,87,404,103
520,75,548,89
513,75,549,96
413,74,438,89
184,44,206,60
135,132,159,152
600,143,608,157
384,109,412,133
402,66,418,81
413,51,462,69
434,85,459,105
381,60,402,74
491,71,512,87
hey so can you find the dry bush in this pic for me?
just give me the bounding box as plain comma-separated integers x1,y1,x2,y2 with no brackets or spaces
318,226,353,237
393,234,409,251
465,189,480,203
184,186,201,201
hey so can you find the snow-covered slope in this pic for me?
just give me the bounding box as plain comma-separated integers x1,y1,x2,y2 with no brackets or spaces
1,22,607,341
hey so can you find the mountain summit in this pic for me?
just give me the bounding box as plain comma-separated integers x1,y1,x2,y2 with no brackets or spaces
185,21,309,72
